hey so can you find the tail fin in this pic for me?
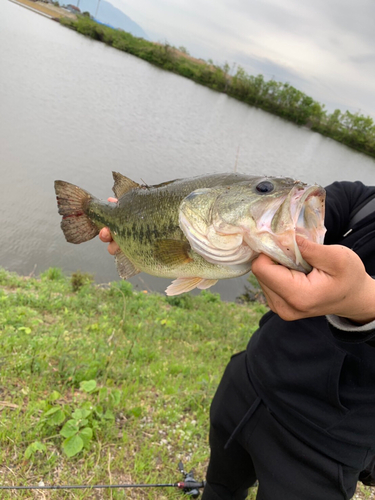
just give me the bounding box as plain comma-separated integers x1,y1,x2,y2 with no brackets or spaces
54,181,99,244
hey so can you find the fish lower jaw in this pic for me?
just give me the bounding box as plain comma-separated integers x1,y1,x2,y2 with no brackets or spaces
269,251,311,273
276,237,312,273
244,232,311,273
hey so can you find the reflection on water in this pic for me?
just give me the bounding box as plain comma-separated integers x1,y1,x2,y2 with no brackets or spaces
1,0,375,300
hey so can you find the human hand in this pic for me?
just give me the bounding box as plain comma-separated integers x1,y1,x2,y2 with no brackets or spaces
98,197,120,255
251,237,375,324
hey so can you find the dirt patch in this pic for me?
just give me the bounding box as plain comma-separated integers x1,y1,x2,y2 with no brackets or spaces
9,0,76,19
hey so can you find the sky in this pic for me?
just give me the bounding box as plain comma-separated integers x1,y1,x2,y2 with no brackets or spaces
106,0,375,120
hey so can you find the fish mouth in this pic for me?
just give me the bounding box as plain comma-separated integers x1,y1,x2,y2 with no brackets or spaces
241,183,326,273
293,186,326,239
278,184,326,272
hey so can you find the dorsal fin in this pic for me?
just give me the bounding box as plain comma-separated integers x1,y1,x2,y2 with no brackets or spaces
112,172,141,198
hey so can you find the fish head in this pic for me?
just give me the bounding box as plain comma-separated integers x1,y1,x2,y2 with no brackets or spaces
179,176,326,273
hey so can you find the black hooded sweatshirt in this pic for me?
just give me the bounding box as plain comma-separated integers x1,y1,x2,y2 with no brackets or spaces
246,180,375,470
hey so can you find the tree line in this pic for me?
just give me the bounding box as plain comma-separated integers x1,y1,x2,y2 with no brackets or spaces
60,16,375,159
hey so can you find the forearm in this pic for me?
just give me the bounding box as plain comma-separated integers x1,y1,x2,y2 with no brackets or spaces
326,276,375,343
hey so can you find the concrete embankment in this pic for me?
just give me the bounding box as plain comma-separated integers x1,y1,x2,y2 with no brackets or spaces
8,0,76,19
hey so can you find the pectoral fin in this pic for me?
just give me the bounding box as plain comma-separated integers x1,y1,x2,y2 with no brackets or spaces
165,277,218,296
153,240,192,267
115,250,141,279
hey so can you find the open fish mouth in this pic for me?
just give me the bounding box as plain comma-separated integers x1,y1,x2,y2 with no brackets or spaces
291,185,326,238
245,183,326,273
285,184,326,271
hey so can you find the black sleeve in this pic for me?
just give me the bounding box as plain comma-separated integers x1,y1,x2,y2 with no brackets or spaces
328,322,375,347
322,181,375,346
324,181,375,244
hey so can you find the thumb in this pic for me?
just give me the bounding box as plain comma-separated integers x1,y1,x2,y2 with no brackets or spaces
296,237,344,275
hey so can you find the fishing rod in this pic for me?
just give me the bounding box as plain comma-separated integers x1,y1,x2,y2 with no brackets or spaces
0,461,205,498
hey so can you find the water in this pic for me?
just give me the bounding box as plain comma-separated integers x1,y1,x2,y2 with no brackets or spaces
1,0,375,300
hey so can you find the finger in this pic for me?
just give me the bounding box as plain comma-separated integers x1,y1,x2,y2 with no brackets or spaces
252,253,298,290
108,197,118,203
99,227,113,242
295,237,349,275
257,282,277,311
251,254,280,280
108,241,120,256
258,282,293,319
258,280,309,321
255,263,313,311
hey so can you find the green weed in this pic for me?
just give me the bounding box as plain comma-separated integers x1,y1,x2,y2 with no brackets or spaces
1,267,372,498
0,267,265,497
41,266,65,281
70,270,94,292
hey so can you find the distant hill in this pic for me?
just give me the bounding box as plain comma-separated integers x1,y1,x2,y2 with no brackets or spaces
75,0,149,39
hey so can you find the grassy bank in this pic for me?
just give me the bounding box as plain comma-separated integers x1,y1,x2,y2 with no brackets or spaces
0,267,266,499
1,268,373,499
58,16,375,160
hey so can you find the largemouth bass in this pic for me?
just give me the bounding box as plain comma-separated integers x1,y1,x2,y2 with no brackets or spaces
54,172,326,295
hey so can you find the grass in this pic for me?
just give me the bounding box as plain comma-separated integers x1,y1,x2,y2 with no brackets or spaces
0,267,373,499
0,267,266,498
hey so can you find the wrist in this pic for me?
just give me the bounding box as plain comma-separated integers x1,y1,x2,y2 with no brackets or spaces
344,315,375,326
327,314,375,331
342,316,375,326
342,275,375,325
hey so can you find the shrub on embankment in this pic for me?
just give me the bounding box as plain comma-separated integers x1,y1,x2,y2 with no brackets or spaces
60,16,375,160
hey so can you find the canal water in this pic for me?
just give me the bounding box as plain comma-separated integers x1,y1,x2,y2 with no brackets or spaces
1,0,375,299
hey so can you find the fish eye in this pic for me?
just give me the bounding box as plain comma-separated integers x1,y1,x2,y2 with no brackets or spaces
255,181,274,194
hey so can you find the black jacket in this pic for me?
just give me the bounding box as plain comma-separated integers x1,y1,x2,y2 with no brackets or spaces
246,181,375,469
